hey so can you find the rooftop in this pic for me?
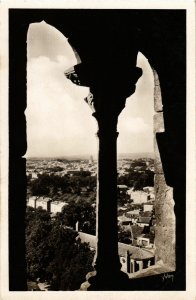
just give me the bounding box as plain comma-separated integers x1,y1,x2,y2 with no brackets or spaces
77,232,155,261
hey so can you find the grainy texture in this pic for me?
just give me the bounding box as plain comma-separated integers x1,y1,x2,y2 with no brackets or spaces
153,69,163,112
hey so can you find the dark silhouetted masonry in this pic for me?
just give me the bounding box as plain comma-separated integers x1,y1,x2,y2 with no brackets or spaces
9,9,186,291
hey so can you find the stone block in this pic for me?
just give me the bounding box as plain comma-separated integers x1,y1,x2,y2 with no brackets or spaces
155,225,176,269
152,69,163,112
154,137,164,174
154,112,165,133
154,174,175,268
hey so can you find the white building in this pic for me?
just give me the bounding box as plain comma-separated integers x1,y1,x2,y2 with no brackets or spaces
31,172,38,179
36,197,52,212
127,188,134,196
137,235,154,249
143,204,153,212
130,191,148,204
143,186,154,193
50,201,67,214
27,196,38,209
137,236,150,247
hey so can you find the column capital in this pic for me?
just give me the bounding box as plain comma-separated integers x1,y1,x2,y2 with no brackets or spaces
65,63,142,121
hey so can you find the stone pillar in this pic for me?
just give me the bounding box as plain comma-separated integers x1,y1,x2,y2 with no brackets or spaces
65,62,142,290
87,111,131,290
94,116,120,274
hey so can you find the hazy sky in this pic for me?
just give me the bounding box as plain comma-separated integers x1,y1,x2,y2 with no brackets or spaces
26,21,154,158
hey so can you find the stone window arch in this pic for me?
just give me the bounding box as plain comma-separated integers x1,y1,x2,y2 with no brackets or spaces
8,9,186,291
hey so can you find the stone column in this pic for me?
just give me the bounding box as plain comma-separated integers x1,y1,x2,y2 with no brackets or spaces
86,109,131,290
65,63,142,290
94,116,120,274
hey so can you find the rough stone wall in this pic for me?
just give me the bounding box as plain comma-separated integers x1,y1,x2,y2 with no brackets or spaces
153,69,176,269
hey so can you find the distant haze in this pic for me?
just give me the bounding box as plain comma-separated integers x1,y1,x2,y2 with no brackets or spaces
26,22,154,158
27,152,154,161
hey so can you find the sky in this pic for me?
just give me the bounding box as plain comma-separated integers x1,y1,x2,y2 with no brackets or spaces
26,21,154,158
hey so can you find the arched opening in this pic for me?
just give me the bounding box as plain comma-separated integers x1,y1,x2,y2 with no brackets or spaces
117,52,176,278
25,22,176,289
26,22,97,291
7,9,186,292
26,21,97,158
117,52,155,276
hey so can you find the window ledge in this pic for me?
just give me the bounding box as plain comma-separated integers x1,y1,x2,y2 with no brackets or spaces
128,260,175,279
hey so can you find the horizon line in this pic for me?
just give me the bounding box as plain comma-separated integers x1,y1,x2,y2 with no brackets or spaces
25,152,154,159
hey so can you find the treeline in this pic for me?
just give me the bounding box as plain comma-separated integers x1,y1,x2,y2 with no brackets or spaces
28,169,153,198
28,173,96,196
26,206,94,290
118,169,154,190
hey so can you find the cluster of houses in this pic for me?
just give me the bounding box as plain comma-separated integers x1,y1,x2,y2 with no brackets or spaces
117,158,154,177
27,196,67,215
117,185,155,249
78,232,155,278
26,185,155,279
117,186,154,221
118,185,154,203
26,158,97,179
27,157,154,181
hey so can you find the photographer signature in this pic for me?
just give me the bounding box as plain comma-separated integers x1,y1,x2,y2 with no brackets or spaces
162,273,174,282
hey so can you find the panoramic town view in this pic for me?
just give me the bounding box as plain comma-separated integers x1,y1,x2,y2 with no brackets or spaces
26,155,155,290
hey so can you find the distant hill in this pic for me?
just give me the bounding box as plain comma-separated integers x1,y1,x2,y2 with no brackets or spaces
27,152,154,161
117,152,154,159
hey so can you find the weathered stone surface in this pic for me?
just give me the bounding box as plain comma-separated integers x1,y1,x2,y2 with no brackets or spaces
154,137,164,174
152,69,163,112
154,112,165,174
154,174,175,269
155,225,176,269
154,112,165,133
129,261,175,279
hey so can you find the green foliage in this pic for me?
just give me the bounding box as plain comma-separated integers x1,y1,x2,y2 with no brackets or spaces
118,230,132,244
47,166,64,172
29,173,96,197
117,189,130,207
117,169,154,190
25,207,53,280
59,198,96,235
131,160,147,168
25,207,94,290
30,174,71,196
47,225,94,290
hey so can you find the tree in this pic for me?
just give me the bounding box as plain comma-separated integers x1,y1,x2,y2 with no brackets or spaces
25,207,53,280
47,225,94,290
25,207,94,290
117,189,130,207
118,229,132,244
59,198,96,235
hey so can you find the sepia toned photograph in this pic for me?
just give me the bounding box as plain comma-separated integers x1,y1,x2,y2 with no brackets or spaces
0,1,196,299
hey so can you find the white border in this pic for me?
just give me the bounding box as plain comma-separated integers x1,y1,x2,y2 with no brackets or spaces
0,1,195,300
